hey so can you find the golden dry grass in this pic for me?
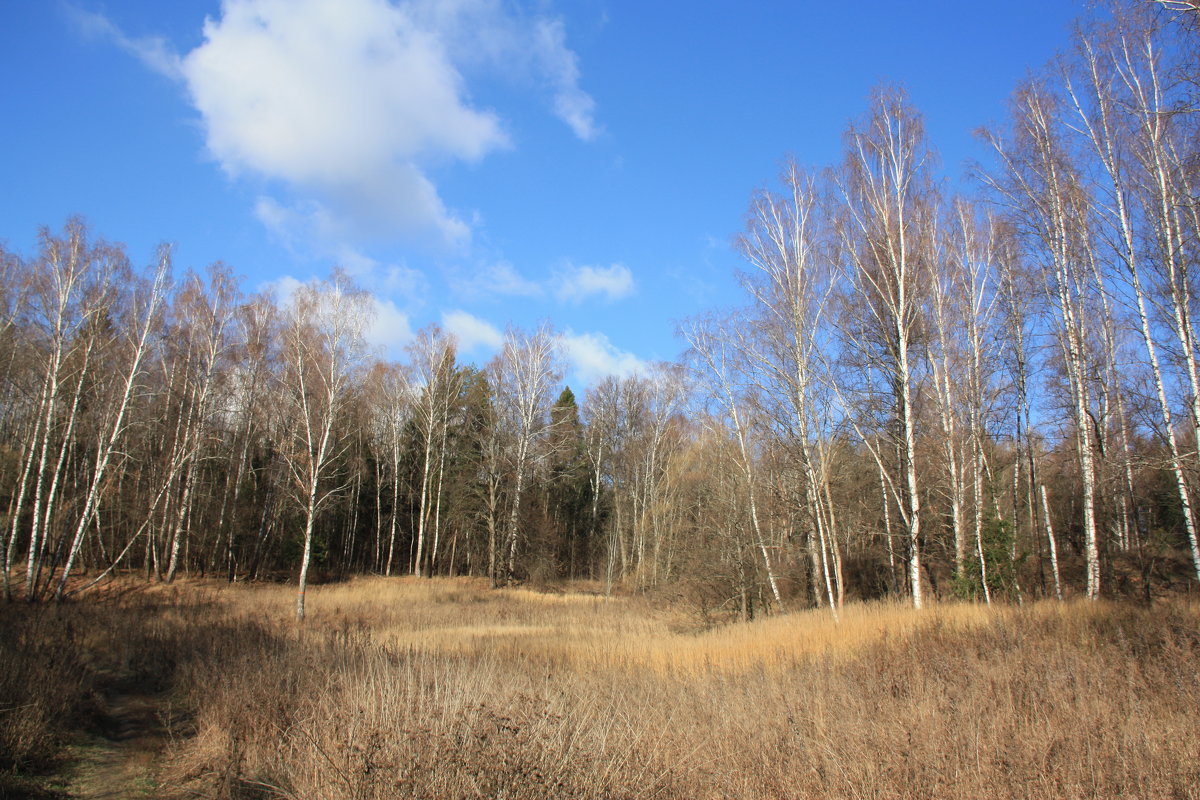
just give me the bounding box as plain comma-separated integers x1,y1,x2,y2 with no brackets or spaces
4,577,1200,799
205,576,1047,675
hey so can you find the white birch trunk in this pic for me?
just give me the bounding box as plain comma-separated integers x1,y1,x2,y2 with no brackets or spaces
1040,484,1064,601
55,251,170,600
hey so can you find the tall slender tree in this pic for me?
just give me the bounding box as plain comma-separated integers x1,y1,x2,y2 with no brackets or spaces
835,87,940,608
489,324,562,584
276,271,371,621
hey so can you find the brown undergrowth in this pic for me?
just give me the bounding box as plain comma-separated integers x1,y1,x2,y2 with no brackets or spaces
3,577,1199,799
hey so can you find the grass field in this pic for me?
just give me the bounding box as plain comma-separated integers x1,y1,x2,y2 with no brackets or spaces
2,577,1199,798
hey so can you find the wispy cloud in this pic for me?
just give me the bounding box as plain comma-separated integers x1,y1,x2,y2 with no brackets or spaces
535,18,599,141
451,261,544,300
450,261,636,305
256,196,429,303
439,315,646,385
554,263,634,303
66,6,183,79
410,0,599,141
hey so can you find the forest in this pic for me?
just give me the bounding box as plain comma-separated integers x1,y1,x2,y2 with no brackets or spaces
3,2,1200,798
4,1,1200,615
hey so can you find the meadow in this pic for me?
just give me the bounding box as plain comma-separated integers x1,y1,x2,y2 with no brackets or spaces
2,578,1199,799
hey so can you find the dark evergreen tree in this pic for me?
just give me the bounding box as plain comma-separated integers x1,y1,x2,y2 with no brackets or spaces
544,387,593,579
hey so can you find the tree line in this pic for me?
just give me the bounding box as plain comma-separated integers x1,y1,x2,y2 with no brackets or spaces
2,0,1197,618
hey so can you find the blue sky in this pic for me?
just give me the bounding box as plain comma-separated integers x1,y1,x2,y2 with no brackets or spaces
1,0,1083,388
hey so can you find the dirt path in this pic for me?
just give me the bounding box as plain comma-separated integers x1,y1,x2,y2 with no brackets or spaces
64,690,172,800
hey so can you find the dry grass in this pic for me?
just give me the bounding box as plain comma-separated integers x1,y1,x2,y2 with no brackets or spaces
206,577,998,675
3,577,1200,799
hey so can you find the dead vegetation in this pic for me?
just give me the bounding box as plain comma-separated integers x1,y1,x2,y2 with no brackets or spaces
3,578,1199,799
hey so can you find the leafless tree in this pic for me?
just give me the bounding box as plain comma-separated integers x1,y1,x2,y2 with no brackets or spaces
160,265,238,583
683,314,784,609
4,222,119,599
276,271,372,621
1069,4,1200,579
53,242,170,600
363,361,413,576
406,325,461,577
734,161,843,612
983,79,1106,599
834,87,940,608
488,323,562,584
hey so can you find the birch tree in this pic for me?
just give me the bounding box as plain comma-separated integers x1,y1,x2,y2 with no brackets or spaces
942,203,1007,600
277,272,371,621
984,80,1105,599
406,325,461,577
835,87,939,608
489,324,562,584
364,361,412,576
162,265,238,583
584,376,621,591
53,243,170,600
1072,4,1200,580
4,222,119,599
214,294,279,581
734,161,843,612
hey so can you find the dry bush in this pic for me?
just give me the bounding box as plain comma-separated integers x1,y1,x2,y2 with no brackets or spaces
0,604,95,778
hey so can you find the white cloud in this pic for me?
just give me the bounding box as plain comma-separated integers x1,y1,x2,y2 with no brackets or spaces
368,296,414,350
82,0,597,248
554,263,634,303
442,309,504,354
254,195,336,247
181,0,504,247
449,261,635,306
452,261,543,300
560,331,646,386
263,274,305,307
331,246,384,279
328,245,428,300
255,196,431,302
253,195,293,240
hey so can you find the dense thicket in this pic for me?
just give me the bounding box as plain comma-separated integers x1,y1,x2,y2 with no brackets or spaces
2,0,1198,616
